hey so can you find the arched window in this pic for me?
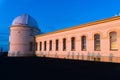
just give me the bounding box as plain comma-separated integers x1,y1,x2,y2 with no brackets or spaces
81,36,86,51
94,34,100,51
44,41,47,51
63,38,66,51
56,39,59,51
40,42,42,51
109,32,117,50
49,40,52,51
71,37,75,51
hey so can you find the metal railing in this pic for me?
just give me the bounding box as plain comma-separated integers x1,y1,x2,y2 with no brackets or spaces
35,52,118,63
8,51,117,63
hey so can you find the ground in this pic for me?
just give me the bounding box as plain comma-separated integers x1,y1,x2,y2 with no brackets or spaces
0,57,120,80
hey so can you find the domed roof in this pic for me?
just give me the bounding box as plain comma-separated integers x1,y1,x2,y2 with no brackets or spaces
12,14,38,28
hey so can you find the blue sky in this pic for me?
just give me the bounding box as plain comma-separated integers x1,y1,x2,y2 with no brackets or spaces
0,0,120,51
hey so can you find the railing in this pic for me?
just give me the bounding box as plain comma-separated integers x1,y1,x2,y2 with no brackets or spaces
36,52,118,63
8,51,117,63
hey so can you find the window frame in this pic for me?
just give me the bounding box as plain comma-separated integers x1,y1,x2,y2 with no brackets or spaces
63,38,66,51
56,39,59,51
109,32,118,51
40,42,42,51
71,37,75,51
94,34,100,51
44,41,47,51
49,40,52,51
81,36,86,51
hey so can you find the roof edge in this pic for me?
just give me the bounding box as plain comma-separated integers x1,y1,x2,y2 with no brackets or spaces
36,16,120,37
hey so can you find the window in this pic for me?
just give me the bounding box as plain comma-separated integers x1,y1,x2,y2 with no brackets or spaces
40,42,42,51
81,36,86,51
109,32,117,50
71,37,75,51
30,42,35,51
29,42,33,51
44,41,47,51
94,34,100,51
35,42,38,51
63,38,66,51
49,40,52,51
56,39,59,51
8,42,10,51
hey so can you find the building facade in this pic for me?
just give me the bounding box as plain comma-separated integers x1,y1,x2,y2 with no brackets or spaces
8,14,120,63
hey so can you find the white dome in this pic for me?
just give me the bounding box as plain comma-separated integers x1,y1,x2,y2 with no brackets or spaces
12,14,38,28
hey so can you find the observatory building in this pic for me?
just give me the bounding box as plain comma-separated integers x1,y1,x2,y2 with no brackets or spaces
8,14,40,56
8,14,120,63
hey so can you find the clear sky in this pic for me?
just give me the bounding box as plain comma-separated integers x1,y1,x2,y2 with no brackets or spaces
1,0,120,51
